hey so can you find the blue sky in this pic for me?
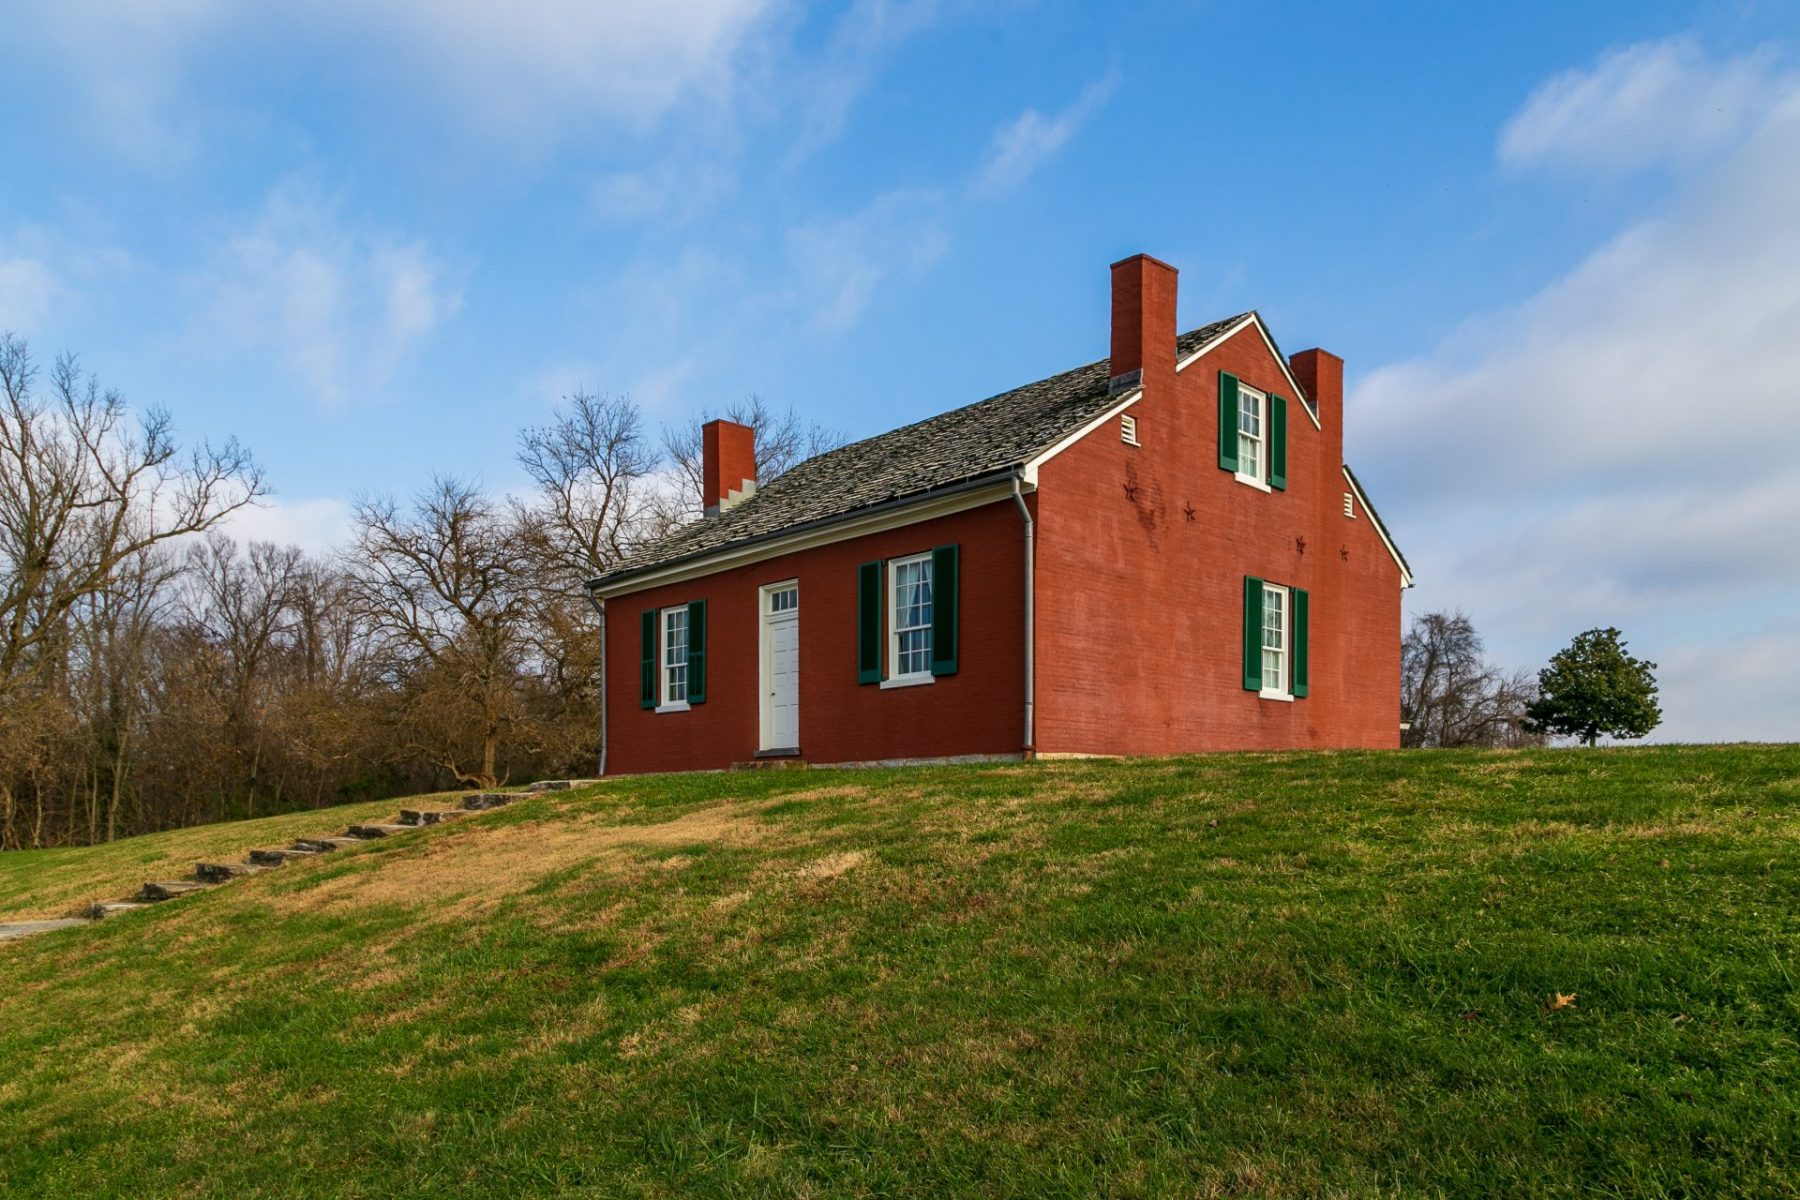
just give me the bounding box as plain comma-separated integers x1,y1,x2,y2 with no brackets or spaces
3,1,1798,740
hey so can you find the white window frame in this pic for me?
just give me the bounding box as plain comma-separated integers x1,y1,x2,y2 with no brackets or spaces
1236,384,1271,492
657,604,690,712
1120,413,1139,446
1343,491,1356,519
883,551,935,688
1259,582,1292,701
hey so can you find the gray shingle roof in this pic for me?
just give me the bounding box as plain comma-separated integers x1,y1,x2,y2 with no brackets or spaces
591,315,1250,588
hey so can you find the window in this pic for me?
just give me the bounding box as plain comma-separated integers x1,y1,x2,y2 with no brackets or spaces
1120,413,1139,446
769,584,798,614
1343,491,1356,519
1260,583,1288,698
661,606,689,707
1242,576,1307,699
1237,385,1266,486
889,553,934,681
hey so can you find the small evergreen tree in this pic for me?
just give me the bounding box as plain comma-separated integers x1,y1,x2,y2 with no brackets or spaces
1526,628,1661,746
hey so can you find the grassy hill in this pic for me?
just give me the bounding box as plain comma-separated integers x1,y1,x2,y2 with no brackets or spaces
2,746,1798,1198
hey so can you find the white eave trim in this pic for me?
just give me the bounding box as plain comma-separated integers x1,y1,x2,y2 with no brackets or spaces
589,478,1017,598
1176,313,1322,431
1020,388,1141,486
1342,465,1414,588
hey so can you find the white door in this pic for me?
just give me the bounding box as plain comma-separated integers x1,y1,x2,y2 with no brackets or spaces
763,584,800,750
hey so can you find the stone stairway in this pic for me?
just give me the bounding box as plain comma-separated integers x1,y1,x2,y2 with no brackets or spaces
0,780,594,944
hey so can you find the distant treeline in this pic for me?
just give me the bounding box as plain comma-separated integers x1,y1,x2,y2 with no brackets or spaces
0,331,838,848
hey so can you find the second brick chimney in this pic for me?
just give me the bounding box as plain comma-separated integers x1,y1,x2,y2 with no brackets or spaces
702,419,757,517
1109,254,1179,395
1288,347,1344,468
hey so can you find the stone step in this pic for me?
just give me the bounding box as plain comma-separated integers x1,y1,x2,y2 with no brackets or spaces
195,861,273,883
345,823,411,839
0,918,89,941
89,901,153,920
461,792,513,811
293,837,361,853
138,880,211,902
528,779,572,791
250,847,318,865
398,809,463,826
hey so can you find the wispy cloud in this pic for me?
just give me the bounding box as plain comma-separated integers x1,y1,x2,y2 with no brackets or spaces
0,254,55,335
11,0,784,160
1354,38,1800,740
786,189,950,332
197,182,461,409
223,496,354,556
1499,37,1785,175
973,73,1117,197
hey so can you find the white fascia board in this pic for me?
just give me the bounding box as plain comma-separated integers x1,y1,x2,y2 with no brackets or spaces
590,480,1016,599
1342,465,1413,588
1176,313,1323,431
1020,388,1141,486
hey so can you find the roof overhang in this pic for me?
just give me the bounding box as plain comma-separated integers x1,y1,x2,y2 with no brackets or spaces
586,473,1023,599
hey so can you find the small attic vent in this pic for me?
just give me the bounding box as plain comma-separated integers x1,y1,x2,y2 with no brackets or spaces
1343,491,1356,518
1120,414,1140,446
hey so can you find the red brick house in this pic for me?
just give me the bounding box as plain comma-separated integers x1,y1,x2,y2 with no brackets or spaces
585,254,1411,774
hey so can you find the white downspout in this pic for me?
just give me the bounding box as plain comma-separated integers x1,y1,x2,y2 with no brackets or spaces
1011,474,1035,756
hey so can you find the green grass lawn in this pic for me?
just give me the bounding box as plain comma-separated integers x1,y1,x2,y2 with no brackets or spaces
2,746,1798,1198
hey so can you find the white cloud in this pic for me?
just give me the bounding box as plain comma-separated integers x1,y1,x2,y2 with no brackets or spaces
785,189,949,332
198,183,460,409
1499,37,1785,175
973,74,1117,196
1355,41,1800,741
222,497,353,556
0,256,56,334
12,0,782,158
590,159,739,225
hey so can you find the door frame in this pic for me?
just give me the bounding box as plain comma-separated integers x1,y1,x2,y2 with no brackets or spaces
758,579,800,752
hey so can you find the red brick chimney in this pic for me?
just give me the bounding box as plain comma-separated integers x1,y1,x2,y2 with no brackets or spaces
1109,254,1179,394
702,418,757,517
1289,348,1344,468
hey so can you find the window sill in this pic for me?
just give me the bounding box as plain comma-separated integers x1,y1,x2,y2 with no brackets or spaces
880,674,935,690
654,701,691,714
1234,472,1272,494
1258,689,1294,703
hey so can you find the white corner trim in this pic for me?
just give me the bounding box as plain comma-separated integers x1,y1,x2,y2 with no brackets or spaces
879,674,934,690
1020,388,1141,486
1341,465,1414,588
1176,313,1323,432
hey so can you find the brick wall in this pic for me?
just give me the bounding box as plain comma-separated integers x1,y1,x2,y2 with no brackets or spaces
603,498,1028,774
1033,322,1403,754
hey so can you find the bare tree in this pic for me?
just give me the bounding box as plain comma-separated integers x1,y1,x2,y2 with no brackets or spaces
1401,610,1541,749
660,394,843,525
0,334,262,846
348,478,537,788
517,390,659,585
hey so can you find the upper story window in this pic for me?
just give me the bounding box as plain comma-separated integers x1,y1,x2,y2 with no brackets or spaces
1237,385,1267,487
889,552,934,681
1218,372,1287,492
662,605,689,707
1120,413,1140,446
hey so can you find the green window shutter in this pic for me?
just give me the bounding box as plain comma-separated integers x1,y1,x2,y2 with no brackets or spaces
1242,577,1263,691
857,560,883,684
686,599,707,704
930,543,959,676
1270,394,1288,491
1218,372,1240,471
1292,588,1309,698
640,609,657,709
